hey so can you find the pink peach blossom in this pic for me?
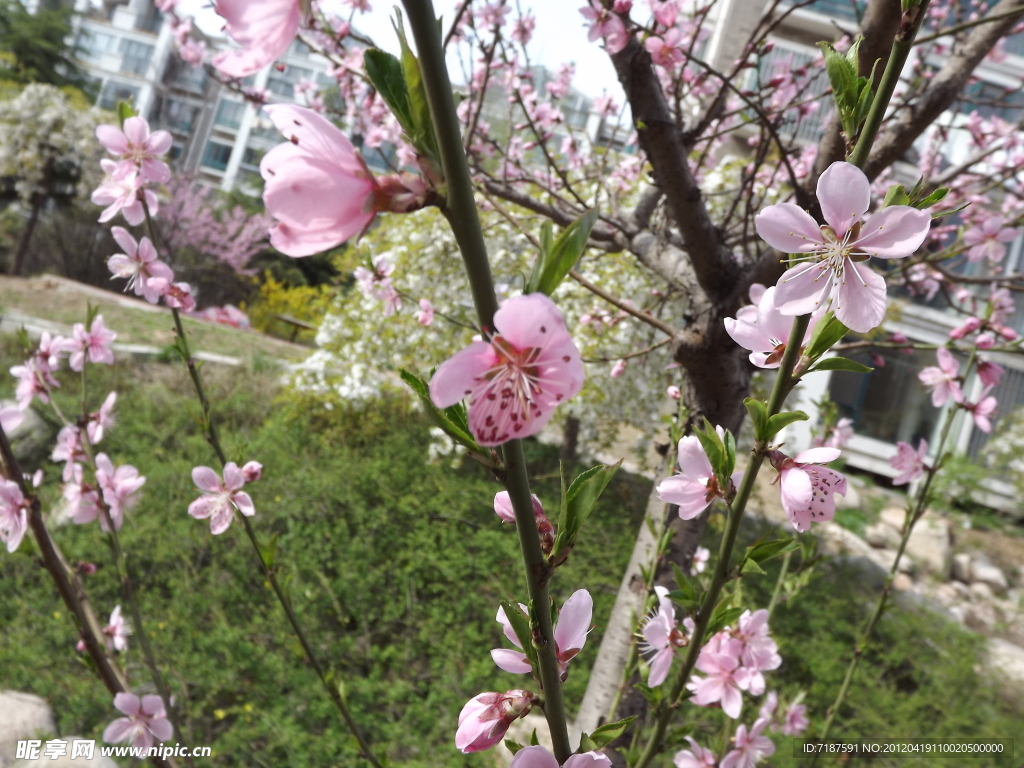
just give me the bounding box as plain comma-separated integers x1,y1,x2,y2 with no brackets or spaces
95,453,145,526
962,216,1020,263
10,360,52,409
657,428,743,520
69,316,116,372
977,360,1004,388
580,0,629,54
103,605,131,652
430,293,584,447
641,585,693,687
0,478,29,553
890,439,928,485
415,299,435,326
188,463,255,534
102,693,173,751
0,406,23,434
95,118,172,184
918,348,962,407
108,228,173,304
781,701,809,736
688,635,746,718
755,162,931,333
720,717,775,768
771,447,847,532
146,278,195,312
725,283,818,368
674,737,718,767
87,392,117,444
212,0,302,78
691,545,710,575
91,166,158,226
260,104,377,257
455,690,533,753
964,388,997,433
52,425,86,481
492,589,592,676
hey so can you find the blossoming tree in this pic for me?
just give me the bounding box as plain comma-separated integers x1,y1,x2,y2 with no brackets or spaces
2,0,1024,766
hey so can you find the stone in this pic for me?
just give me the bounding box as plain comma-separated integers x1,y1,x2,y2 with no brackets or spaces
970,560,1009,595
873,548,913,574
0,691,55,764
835,482,861,510
893,573,914,592
951,580,971,598
865,523,901,550
15,737,119,767
818,522,874,558
969,582,994,601
964,603,996,633
904,513,951,574
952,553,972,583
934,583,959,606
879,507,907,533
987,639,1024,687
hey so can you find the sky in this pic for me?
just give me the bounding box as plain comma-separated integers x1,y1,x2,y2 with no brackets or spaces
176,0,622,99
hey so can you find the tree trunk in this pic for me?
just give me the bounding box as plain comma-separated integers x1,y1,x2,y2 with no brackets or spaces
11,194,43,276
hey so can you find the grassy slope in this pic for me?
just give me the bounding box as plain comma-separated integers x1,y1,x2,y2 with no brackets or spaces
0,341,1021,766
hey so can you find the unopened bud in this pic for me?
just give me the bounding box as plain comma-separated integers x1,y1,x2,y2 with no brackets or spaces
241,461,263,483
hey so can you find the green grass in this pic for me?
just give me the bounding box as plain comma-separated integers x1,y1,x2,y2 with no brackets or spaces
1,341,1021,767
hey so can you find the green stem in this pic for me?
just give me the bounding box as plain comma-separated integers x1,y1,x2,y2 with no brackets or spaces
767,550,792,620
399,1,570,759
816,349,973,746
847,0,932,168
633,314,811,768
139,203,381,767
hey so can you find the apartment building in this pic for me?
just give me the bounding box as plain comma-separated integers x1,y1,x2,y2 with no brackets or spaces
70,0,337,192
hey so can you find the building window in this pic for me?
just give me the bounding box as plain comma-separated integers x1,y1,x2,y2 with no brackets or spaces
201,141,233,171
98,81,141,111
170,142,184,161
215,99,246,130
119,39,154,75
829,346,943,447
267,64,313,98
290,39,311,57
161,98,199,133
77,30,118,63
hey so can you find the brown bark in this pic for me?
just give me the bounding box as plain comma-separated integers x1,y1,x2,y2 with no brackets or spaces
12,194,43,276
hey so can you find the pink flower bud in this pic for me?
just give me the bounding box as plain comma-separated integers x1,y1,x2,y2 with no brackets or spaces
76,639,87,652
976,332,995,349
997,325,1018,341
667,385,682,400
78,562,98,575
610,360,627,378
456,690,533,753
891,332,908,344
241,461,263,483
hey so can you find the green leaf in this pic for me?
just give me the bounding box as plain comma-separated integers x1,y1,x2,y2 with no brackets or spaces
525,221,554,294
260,532,279,569
116,99,136,128
364,49,414,134
586,716,637,749
804,312,849,361
746,537,799,563
740,557,766,575
693,418,725,480
499,600,537,666
528,210,599,296
706,604,744,637
578,733,597,752
723,429,737,480
400,369,485,454
504,740,524,755
915,187,949,209
558,461,621,552
765,410,808,440
744,398,769,442
392,13,439,161
810,357,873,374
882,184,910,208
529,728,539,746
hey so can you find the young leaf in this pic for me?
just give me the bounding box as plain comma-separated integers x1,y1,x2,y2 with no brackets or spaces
723,429,737,480
740,557,766,575
765,410,808,439
693,418,725,480
400,369,484,454
116,99,136,128
363,49,414,133
706,603,744,637
392,14,439,161
810,357,873,373
560,461,621,548
531,210,599,296
525,221,554,294
804,312,849,360
882,184,910,208
504,740,524,755
586,716,637,749
744,398,769,442
746,537,799,564
915,187,949,209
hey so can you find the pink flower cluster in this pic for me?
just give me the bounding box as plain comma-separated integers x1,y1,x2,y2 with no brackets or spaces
0,479,29,553
687,610,781,719
918,348,1000,433
92,118,167,226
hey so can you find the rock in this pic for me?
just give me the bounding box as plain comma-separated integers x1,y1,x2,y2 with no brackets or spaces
970,560,1009,595
865,523,901,550
934,583,959,606
0,691,55,764
952,553,972,583
948,605,966,624
893,573,914,592
987,639,1024,687
879,507,907,533
904,513,951,574
951,580,971,599
969,582,994,601
818,522,874,558
835,482,861,510
873,548,913,574
13,737,118,767
964,603,997,632
1,401,53,471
